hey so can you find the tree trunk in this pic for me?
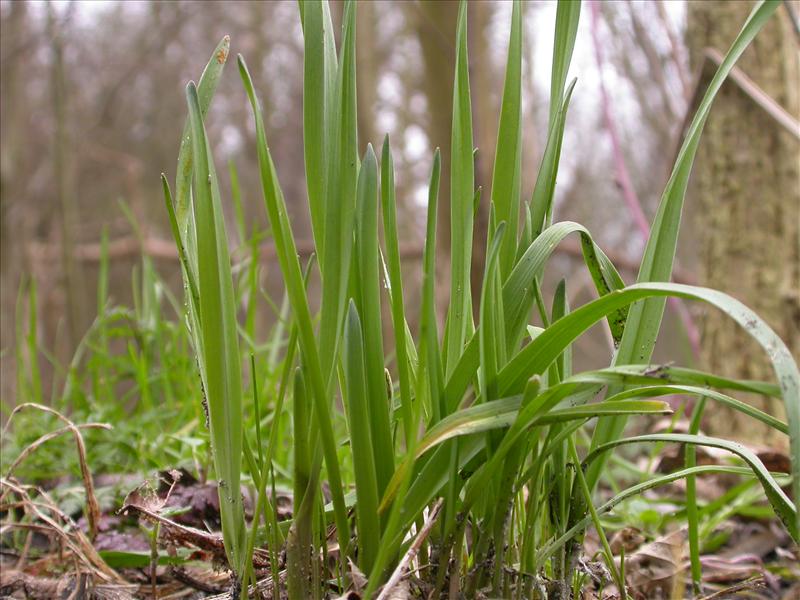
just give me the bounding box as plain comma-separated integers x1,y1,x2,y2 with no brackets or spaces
469,0,494,313
686,1,800,447
47,4,86,348
411,0,495,317
411,0,458,317
356,0,378,154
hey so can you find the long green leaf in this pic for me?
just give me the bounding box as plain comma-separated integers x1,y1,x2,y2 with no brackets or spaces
161,175,199,312
318,0,358,387
535,465,770,566
581,434,797,541
529,79,576,238
237,55,350,556
417,148,444,423
343,301,381,572
495,281,799,533
443,221,626,413
569,364,781,398
479,222,507,403
287,367,312,600
548,0,580,129
301,0,338,258
185,81,246,576
605,385,787,434
415,398,671,460
175,36,230,240
444,0,475,377
354,144,394,496
490,0,522,279
588,0,782,490
381,137,415,446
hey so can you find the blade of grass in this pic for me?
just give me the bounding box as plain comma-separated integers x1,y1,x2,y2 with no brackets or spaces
343,300,381,574
569,364,781,397
287,367,313,600
478,220,507,404
162,175,199,312
536,464,778,565
301,0,338,261
415,399,672,460
548,0,580,130
238,55,350,559
354,144,394,496
587,0,783,492
490,0,522,279
417,147,444,423
581,433,797,541
604,385,786,434
317,0,358,388
529,79,576,239
381,136,416,447
444,0,475,377
174,35,230,243
568,440,627,599
686,395,707,594
185,81,246,577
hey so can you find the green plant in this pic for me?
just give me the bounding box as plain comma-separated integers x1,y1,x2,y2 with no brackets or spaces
164,0,797,596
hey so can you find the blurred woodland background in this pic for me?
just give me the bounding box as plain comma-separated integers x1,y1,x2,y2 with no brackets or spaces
1,0,798,443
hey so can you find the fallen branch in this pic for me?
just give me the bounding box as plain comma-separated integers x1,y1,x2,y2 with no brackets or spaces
118,501,270,569
27,234,697,283
0,478,122,583
203,570,288,599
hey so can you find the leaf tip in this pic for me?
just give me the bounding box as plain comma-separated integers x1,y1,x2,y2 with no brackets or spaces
364,142,377,167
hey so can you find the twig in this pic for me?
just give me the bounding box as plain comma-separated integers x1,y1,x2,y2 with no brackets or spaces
673,48,800,168
169,567,227,595
119,503,226,558
702,47,800,142
27,236,424,264
119,500,271,570
783,0,800,44
203,570,288,599
26,234,696,284
698,576,765,600
655,0,690,99
377,498,445,600
0,478,122,583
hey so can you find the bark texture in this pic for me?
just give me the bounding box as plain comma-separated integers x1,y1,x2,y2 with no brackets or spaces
687,1,799,446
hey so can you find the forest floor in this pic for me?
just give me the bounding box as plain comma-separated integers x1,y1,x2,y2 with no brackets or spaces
1,430,799,600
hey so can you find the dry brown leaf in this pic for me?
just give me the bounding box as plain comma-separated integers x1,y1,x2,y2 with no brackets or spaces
348,556,368,594
609,527,645,555
624,529,686,597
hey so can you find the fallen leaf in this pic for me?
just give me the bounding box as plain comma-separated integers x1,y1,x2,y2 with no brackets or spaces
624,529,686,597
609,527,645,555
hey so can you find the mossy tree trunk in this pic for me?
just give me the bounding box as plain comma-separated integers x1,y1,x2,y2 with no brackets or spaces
687,1,799,447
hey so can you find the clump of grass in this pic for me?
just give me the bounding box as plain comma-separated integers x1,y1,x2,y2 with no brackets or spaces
165,0,797,596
